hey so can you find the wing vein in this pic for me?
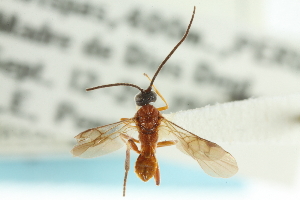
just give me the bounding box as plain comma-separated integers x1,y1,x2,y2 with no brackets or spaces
160,119,238,178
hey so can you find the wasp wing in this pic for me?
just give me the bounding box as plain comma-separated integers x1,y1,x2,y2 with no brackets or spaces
71,119,136,158
160,119,238,178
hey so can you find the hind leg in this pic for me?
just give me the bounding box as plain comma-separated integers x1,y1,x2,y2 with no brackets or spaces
154,163,160,185
120,135,140,196
153,140,177,186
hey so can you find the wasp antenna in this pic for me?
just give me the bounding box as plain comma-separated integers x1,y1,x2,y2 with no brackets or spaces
145,6,196,92
86,83,144,92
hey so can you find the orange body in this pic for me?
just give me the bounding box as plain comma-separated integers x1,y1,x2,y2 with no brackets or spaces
134,104,162,183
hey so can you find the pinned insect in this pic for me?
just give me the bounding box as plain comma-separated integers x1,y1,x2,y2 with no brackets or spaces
71,6,238,196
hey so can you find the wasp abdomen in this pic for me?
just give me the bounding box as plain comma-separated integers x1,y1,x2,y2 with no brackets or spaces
135,154,157,182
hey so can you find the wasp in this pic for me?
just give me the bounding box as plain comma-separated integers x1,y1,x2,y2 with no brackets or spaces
71,6,238,196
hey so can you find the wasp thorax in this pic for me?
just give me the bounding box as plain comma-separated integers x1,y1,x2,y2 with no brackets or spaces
135,91,157,106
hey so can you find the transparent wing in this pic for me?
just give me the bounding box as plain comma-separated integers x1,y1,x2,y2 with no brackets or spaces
71,119,136,158
160,119,238,178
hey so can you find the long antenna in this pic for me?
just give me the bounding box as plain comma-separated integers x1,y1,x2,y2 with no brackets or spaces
145,6,196,92
86,6,196,95
86,83,143,92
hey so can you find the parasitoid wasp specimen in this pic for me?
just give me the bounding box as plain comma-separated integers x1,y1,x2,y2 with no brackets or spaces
71,6,238,196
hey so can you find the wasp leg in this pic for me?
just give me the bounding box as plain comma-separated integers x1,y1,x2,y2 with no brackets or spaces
153,140,178,187
120,118,130,121
127,139,140,154
123,142,130,197
121,133,140,144
121,135,141,197
154,163,160,186
143,73,169,111
157,140,178,147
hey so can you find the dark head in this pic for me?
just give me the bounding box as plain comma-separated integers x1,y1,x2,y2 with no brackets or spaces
135,90,157,106
84,7,196,107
